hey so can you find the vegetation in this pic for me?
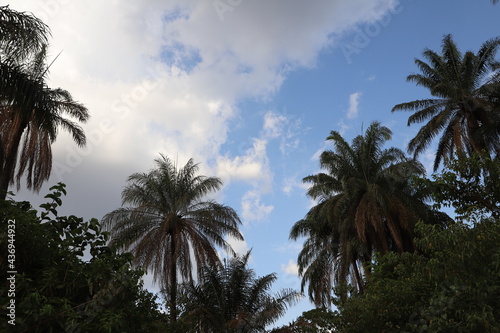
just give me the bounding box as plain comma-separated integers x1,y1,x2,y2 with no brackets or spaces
0,5,89,200
332,218,500,332
328,155,500,332
1,4,499,333
0,5,48,60
270,308,338,333
179,251,302,332
290,122,448,306
392,34,500,170
0,184,169,332
102,154,243,323
416,153,500,221
276,155,500,332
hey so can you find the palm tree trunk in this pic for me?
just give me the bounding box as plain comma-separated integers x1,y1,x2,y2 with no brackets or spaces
0,116,26,200
352,261,365,294
169,238,177,324
465,106,489,157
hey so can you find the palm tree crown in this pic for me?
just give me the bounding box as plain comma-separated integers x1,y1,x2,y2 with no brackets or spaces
392,34,500,170
180,251,301,332
0,45,89,199
0,5,49,60
290,122,446,306
102,154,243,323
1,7,88,199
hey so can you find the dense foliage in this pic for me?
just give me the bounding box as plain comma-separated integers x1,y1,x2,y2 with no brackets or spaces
2,4,500,333
277,156,500,332
103,154,243,323
334,218,500,332
290,122,447,306
270,308,338,333
0,184,168,332
0,6,89,200
416,154,500,221
179,251,302,332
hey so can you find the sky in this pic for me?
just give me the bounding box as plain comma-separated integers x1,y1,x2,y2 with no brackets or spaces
9,0,500,327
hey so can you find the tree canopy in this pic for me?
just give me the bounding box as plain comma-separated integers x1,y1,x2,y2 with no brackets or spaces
290,122,447,306
103,154,243,323
0,184,169,332
319,155,500,332
392,34,500,170
179,251,302,332
0,6,89,200
1,5,499,333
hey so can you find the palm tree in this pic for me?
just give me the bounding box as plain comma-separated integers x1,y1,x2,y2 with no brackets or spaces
392,34,500,171
102,155,244,323
0,46,89,199
179,251,301,332
290,122,447,305
0,6,87,199
0,5,49,60
1,5,50,137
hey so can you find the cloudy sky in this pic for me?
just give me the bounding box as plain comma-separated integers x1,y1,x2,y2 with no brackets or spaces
11,0,499,326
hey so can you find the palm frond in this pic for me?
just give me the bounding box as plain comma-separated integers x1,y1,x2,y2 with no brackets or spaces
290,122,435,306
0,5,49,60
102,155,243,322
394,34,500,168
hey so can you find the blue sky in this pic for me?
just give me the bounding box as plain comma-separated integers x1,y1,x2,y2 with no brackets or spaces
11,0,500,327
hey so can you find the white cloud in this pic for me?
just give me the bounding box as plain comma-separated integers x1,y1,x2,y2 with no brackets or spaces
11,0,402,222
282,176,309,196
337,119,350,136
276,242,304,255
241,190,274,223
216,138,270,184
282,177,295,196
311,138,335,161
281,259,299,277
422,150,437,174
263,111,306,155
263,112,287,139
226,236,250,257
347,91,362,119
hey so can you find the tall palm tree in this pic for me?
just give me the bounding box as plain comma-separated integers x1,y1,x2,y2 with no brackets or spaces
392,34,500,171
0,6,87,199
290,122,446,306
179,251,301,332
0,46,89,199
102,155,244,323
